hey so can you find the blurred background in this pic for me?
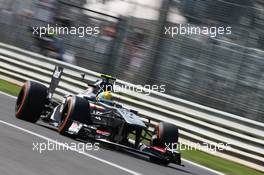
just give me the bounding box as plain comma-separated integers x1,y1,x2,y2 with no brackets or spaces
0,0,264,122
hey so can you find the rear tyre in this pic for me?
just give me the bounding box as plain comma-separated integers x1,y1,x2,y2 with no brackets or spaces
15,81,47,123
58,96,91,135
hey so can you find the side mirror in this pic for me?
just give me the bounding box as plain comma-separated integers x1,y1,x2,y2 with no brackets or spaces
81,73,85,80
130,109,138,115
115,104,123,108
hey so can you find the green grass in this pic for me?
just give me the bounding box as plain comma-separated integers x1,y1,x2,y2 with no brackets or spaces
0,79,21,96
181,149,264,175
0,78,263,175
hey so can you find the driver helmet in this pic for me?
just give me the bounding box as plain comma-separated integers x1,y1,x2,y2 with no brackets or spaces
97,91,113,101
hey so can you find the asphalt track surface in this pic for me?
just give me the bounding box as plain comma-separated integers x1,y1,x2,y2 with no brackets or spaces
0,92,222,175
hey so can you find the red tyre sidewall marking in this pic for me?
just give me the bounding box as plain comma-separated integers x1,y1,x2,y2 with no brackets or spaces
58,97,73,133
16,82,29,117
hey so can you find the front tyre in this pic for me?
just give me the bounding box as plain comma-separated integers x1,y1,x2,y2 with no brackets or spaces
58,96,91,135
151,122,179,146
15,81,47,123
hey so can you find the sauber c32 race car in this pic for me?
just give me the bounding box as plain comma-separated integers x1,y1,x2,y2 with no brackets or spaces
14,66,181,166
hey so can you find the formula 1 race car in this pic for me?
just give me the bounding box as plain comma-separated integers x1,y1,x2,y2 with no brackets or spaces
14,66,181,166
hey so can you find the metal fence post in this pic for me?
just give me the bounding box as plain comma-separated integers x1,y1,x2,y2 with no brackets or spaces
147,0,171,85
104,16,127,75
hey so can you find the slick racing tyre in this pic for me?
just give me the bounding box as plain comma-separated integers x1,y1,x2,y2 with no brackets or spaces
15,81,47,123
58,96,92,135
151,122,179,146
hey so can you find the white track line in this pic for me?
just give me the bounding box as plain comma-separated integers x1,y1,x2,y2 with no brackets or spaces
0,91,224,175
0,91,17,99
0,120,142,175
182,159,224,175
